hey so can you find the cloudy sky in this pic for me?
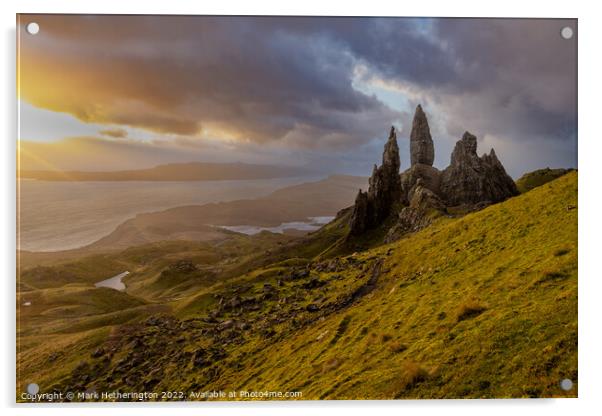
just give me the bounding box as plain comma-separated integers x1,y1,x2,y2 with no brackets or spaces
18,15,577,177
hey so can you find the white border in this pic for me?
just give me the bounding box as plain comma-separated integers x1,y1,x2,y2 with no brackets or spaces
2,1,600,415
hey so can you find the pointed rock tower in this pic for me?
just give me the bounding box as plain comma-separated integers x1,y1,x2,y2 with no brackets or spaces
410,104,435,166
401,105,442,203
349,127,402,235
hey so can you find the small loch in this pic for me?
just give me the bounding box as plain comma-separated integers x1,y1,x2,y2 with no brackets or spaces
95,271,129,291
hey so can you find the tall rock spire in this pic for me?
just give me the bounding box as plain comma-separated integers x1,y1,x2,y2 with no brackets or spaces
349,126,402,236
381,126,401,174
368,126,402,211
410,104,435,166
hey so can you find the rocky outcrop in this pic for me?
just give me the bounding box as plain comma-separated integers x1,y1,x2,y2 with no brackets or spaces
349,127,402,235
400,163,441,204
408,181,446,212
349,190,370,235
350,106,517,241
385,180,445,242
439,132,519,206
410,105,435,166
367,126,402,217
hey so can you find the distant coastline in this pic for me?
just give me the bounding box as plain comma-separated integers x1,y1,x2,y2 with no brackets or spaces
18,174,366,253
19,161,310,182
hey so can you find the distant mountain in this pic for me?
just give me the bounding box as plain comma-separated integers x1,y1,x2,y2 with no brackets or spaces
19,162,310,182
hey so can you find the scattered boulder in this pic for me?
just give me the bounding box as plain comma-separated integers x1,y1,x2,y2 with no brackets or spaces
218,320,235,331
324,258,343,272
227,296,242,309
47,352,61,362
168,260,197,273
91,348,105,359
236,322,251,330
290,269,310,280
263,283,275,293
193,349,207,368
306,304,320,312
302,277,326,290
145,316,169,326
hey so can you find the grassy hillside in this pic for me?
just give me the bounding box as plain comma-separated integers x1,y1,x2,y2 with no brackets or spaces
214,171,577,399
515,167,574,193
17,172,577,400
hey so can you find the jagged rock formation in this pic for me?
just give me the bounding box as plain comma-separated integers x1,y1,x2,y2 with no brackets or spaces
368,126,402,214
400,163,441,204
408,180,446,213
410,104,435,166
440,132,518,206
349,105,518,241
349,190,370,235
385,180,445,242
349,127,402,235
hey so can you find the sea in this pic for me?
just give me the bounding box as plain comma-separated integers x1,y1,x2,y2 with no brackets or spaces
18,176,321,252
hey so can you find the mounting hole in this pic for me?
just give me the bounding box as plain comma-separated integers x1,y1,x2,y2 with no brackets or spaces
26,383,39,395
560,378,573,391
560,26,574,40
26,22,40,35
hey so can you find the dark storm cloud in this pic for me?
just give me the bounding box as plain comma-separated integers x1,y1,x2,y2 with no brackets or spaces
434,18,577,142
343,18,577,143
19,15,576,171
19,15,399,148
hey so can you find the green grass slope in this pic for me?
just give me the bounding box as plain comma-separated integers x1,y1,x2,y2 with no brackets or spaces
18,172,577,400
515,167,574,193
218,171,577,399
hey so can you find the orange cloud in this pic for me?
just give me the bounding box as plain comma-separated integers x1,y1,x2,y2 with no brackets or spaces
17,14,398,147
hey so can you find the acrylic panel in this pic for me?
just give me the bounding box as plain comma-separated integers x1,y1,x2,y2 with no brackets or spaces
16,14,577,402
